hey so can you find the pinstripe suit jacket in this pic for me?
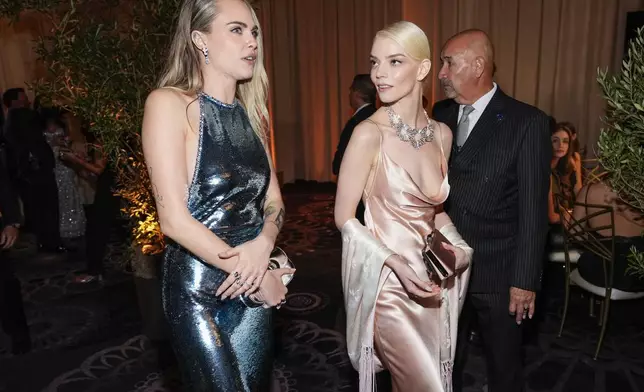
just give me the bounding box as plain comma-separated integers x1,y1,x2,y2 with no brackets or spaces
432,89,553,293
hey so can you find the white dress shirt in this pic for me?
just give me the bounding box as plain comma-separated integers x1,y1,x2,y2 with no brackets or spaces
353,103,371,117
457,82,498,142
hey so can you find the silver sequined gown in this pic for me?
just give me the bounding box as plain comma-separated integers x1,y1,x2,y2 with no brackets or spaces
162,92,273,392
44,128,86,238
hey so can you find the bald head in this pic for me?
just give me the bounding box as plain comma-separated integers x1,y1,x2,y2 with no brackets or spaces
447,29,494,77
438,29,496,104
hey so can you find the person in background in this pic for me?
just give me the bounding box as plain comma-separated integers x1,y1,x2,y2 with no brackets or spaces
557,122,582,193
63,136,119,284
571,177,644,292
332,74,377,224
548,123,577,224
564,121,584,187
43,109,86,240
0,141,31,354
2,89,66,253
433,29,551,392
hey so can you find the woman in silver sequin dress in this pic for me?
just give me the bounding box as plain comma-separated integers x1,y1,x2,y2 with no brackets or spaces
142,0,292,391
43,112,86,239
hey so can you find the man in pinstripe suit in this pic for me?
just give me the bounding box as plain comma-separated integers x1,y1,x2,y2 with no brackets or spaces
432,30,552,392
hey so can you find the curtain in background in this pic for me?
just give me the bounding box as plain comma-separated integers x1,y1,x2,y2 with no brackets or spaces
0,13,48,101
257,0,402,182
259,0,644,182
2,0,643,182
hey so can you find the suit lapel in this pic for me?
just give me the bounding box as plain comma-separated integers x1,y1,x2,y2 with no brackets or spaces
445,103,459,133
441,103,459,163
452,90,506,167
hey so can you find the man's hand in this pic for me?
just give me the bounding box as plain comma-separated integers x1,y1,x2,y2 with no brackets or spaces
0,225,19,250
509,286,536,325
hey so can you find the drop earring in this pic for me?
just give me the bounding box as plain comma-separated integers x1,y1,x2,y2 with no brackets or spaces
202,46,210,64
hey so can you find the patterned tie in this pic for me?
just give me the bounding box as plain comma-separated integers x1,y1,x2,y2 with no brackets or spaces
456,105,475,148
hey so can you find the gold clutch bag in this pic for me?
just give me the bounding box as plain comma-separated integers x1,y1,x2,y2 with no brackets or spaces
422,230,456,281
240,246,295,307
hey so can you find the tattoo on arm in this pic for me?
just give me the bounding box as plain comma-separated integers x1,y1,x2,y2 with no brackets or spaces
264,205,277,218
264,204,285,231
152,183,164,208
148,167,164,208
274,208,285,230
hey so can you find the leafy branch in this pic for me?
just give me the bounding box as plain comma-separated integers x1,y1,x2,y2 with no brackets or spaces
597,27,644,277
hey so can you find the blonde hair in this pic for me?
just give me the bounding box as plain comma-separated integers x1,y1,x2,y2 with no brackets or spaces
157,0,269,140
376,21,431,82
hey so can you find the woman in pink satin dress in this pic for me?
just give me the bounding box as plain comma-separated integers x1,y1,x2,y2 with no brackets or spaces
335,21,472,392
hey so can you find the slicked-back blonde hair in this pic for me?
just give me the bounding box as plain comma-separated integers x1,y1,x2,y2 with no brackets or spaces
376,21,431,82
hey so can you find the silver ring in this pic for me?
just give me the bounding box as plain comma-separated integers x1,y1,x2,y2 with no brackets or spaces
233,271,241,279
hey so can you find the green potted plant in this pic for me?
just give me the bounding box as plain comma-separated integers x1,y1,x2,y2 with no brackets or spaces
596,27,644,278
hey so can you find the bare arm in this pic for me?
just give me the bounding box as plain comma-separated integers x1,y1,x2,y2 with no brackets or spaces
142,88,236,273
548,178,561,224
573,153,583,194
63,153,106,175
259,151,285,246
334,121,380,229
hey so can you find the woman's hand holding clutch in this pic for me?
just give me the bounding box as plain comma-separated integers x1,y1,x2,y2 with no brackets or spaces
217,235,273,299
248,268,296,308
441,242,469,271
385,254,441,299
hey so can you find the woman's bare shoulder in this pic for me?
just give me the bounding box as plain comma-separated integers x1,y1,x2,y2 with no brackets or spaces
146,87,195,110
352,115,383,148
143,88,201,135
432,120,452,142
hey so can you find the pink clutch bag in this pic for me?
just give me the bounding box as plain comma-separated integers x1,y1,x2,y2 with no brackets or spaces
422,230,456,281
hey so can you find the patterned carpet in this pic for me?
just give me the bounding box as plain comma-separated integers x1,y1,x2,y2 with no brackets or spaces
1,181,643,392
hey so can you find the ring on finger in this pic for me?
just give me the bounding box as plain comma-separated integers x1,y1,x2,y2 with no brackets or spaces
233,271,241,279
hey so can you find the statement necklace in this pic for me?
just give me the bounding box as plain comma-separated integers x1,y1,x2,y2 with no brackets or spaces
386,106,434,149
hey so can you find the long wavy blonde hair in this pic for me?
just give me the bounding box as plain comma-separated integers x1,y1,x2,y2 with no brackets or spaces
157,0,269,140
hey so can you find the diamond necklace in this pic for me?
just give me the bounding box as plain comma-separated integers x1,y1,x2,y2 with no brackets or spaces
386,106,435,149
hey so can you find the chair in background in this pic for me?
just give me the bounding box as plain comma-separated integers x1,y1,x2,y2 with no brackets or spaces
555,195,644,359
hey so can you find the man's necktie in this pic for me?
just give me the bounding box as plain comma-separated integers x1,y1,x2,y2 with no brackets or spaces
456,105,475,148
